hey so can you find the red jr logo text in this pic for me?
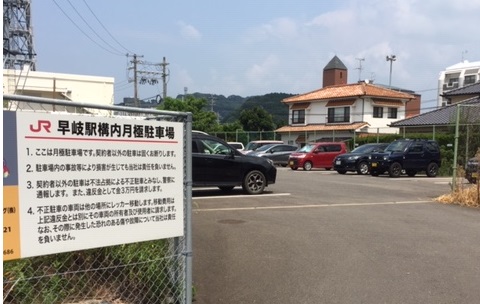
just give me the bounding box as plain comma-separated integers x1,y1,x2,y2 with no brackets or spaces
30,120,51,133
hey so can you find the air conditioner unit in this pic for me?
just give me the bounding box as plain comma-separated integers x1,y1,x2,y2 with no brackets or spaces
446,82,458,87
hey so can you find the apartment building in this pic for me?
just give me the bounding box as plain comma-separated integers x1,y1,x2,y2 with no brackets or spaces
438,60,480,107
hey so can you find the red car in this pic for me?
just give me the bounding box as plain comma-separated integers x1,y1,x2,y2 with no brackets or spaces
288,142,348,171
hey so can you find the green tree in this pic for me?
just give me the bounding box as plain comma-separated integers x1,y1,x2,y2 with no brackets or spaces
239,106,275,131
241,93,292,127
158,96,220,132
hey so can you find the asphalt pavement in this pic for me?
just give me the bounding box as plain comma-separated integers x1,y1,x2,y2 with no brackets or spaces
192,168,480,304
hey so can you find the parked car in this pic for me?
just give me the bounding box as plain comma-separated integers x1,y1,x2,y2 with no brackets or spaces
227,142,245,152
247,143,298,167
465,156,479,184
369,139,441,177
243,140,283,154
288,142,348,171
192,132,277,194
333,143,389,175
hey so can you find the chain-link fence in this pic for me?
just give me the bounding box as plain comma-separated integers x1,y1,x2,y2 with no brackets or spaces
211,103,480,180
3,95,193,304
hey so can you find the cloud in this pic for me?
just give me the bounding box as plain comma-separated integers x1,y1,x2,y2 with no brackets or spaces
306,9,356,29
246,55,280,85
261,18,298,40
243,17,298,44
177,21,202,41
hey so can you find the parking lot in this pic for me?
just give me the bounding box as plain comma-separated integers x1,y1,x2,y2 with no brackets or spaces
192,168,480,304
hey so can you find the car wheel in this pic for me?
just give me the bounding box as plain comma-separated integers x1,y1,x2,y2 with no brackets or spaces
290,166,298,170
303,161,313,171
356,161,369,175
281,164,287,167
406,170,417,177
218,186,235,192
426,162,439,177
370,170,379,176
388,162,402,178
325,167,332,171
337,170,347,174
242,170,266,194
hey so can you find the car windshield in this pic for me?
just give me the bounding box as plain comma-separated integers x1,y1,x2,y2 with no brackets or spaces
298,144,315,153
351,144,378,154
385,141,409,152
255,144,275,152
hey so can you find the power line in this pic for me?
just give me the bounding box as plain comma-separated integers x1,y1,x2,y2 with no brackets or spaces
64,0,124,55
82,0,133,54
52,0,123,56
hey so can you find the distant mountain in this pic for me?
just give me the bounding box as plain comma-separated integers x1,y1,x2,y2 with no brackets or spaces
175,92,294,127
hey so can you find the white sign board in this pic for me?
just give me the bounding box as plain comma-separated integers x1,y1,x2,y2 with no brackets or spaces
3,111,184,260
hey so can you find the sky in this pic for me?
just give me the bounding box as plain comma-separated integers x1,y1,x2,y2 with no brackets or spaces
31,0,480,112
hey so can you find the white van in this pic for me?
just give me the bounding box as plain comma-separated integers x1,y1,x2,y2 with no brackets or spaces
243,140,283,154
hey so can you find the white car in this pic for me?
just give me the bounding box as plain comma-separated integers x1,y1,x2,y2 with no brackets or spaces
227,142,245,152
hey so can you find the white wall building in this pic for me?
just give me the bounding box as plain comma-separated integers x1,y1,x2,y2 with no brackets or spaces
438,60,480,107
276,81,414,145
3,67,114,115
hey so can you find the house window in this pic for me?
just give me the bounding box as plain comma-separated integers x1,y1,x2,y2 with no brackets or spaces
388,107,397,119
292,109,305,124
327,107,350,123
447,77,459,87
373,106,383,118
464,75,477,85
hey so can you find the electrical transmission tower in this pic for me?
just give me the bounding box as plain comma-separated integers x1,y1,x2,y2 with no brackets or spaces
127,55,169,107
3,0,36,70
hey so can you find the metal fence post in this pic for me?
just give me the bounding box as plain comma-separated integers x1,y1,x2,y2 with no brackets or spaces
185,113,193,304
452,104,460,190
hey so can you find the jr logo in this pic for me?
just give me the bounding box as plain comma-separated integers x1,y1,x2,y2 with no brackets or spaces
30,120,51,133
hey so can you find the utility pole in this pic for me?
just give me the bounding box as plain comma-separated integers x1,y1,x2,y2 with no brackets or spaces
160,57,169,100
183,87,188,102
386,54,396,88
128,54,170,106
210,95,215,112
127,53,144,107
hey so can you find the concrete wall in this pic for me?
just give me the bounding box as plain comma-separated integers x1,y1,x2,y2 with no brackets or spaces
3,68,114,114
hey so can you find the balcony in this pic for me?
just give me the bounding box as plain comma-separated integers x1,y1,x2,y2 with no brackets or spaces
443,82,459,90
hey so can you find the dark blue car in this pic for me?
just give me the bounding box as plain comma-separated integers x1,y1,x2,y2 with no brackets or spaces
369,139,441,177
334,143,389,175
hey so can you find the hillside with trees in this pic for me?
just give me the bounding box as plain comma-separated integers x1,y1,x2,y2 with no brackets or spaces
175,92,294,127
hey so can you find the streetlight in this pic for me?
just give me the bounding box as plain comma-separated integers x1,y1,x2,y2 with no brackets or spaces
386,54,396,88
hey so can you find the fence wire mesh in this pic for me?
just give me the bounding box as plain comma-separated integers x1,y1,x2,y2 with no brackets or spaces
4,239,186,304
3,95,192,304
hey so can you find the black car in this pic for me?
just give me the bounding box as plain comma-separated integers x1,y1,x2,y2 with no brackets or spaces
465,156,479,184
247,143,298,167
333,143,389,175
192,132,277,194
369,139,441,177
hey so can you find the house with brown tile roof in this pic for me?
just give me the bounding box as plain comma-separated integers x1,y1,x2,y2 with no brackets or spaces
275,56,416,145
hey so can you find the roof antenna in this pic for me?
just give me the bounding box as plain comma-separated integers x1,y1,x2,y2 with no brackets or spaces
355,58,365,81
